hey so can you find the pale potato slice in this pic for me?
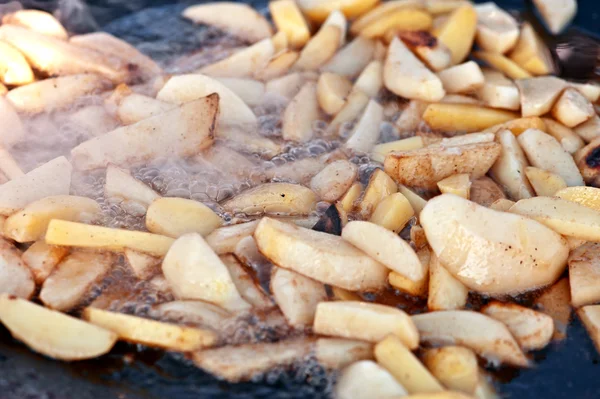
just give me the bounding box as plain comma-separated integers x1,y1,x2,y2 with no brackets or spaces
322,10,348,47
541,118,584,154
282,82,319,142
435,5,477,65
516,77,566,118
474,2,519,54
310,160,358,202
327,90,369,135
473,51,531,80
483,116,546,136
182,2,273,42
552,88,595,128
375,334,444,394
317,72,352,115
265,71,307,99
343,221,424,281
489,130,534,200
421,194,569,295
336,360,408,399
205,221,259,255
384,37,445,102
0,238,34,299
330,286,362,301
104,165,160,213
517,128,584,187
535,278,571,341
162,233,250,311
422,103,518,132
345,100,383,153
371,137,424,163
316,338,373,369
199,38,275,78
437,174,471,199
146,197,222,238
221,255,273,310
358,169,398,217
83,307,216,351
314,301,419,348
428,253,468,311
7,74,111,114
0,25,128,83
22,241,68,285
124,249,160,280
294,25,341,71
40,251,114,312
509,23,555,75
256,50,299,80
389,248,430,298
271,267,326,327
151,300,231,328
223,183,317,216
477,69,520,111
115,94,174,125
353,60,383,97
470,177,507,208
213,77,265,107
0,40,33,85
3,195,99,243
575,115,600,143
370,192,415,233
422,346,478,394
577,305,600,354
338,182,363,212
254,217,388,290
296,0,379,22
399,185,428,215
384,142,501,189
322,36,376,78
555,187,600,211
532,0,577,34
525,166,567,197
438,61,484,95
0,295,117,360
217,126,281,157
0,97,24,147
0,157,71,216
359,9,432,39
412,310,528,367
193,337,312,382
567,243,600,308
269,0,310,48
45,220,175,257
3,10,66,39
570,82,600,103
397,31,452,72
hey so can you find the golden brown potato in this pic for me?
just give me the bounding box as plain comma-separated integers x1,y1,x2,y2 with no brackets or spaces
296,0,379,23
369,192,415,233
421,346,479,394
3,10,67,39
269,0,310,48
358,9,432,39
473,51,531,80
422,103,518,132
509,23,555,75
533,0,577,34
357,169,398,217
434,4,477,65
552,88,595,128
294,25,341,71
525,167,568,197
317,72,352,115
322,36,376,78
437,174,471,199
345,100,384,153
0,40,34,86
335,360,408,399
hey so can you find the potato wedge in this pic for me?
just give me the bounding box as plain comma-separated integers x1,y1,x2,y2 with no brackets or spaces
192,337,312,382
4,195,100,243
223,183,316,216
532,0,577,34
369,192,415,232
269,0,310,48
384,37,445,102
375,334,444,394
473,51,531,80
422,103,518,133
434,5,477,65
146,197,222,239
40,251,114,312
310,160,358,202
295,26,341,71
438,61,484,95
353,60,383,97
509,23,555,76
359,9,432,39
338,181,362,212
555,186,600,211
124,249,160,280
345,99,383,153
489,130,534,200
384,142,501,190
217,126,281,157
552,88,595,128
482,302,553,351
474,2,519,54
0,157,71,216
336,360,408,399
421,194,569,295
575,115,600,143
3,9,67,39
317,72,352,115
0,295,117,360
412,310,528,367
314,301,419,348
316,338,373,369
327,90,370,135
476,69,520,111
322,36,376,78
389,247,430,297
428,253,468,311
71,95,218,171
115,93,173,125
45,220,174,257
535,278,571,341
22,241,68,285
162,233,250,311
296,0,379,22
541,117,584,154
104,165,160,213
422,346,479,394
271,267,326,327
396,31,452,73
516,77,566,118
399,185,428,215
371,137,424,163
483,116,546,136
525,166,567,197
254,217,388,290
182,2,273,43
220,255,273,310
343,221,424,281
570,82,600,103
205,221,259,255
567,243,600,308
0,97,24,147
256,50,299,80
577,305,600,354
265,71,307,99
350,0,424,33
83,307,216,351
199,38,275,78
437,174,470,199
282,82,319,142
358,169,398,217
0,40,33,85
470,177,507,207
7,74,111,114
517,128,584,187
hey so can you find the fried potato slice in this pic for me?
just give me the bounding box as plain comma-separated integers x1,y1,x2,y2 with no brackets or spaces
254,217,388,290
104,165,160,212
317,72,352,115
199,37,275,78
427,253,468,311
555,187,600,211
438,61,484,95
124,249,160,280
422,103,518,132
532,0,577,35
338,181,363,212
474,2,519,54
470,177,507,208
437,174,471,199
116,93,175,125
0,238,34,299
310,160,358,202
483,116,546,136
83,307,217,351
345,100,383,153
327,90,369,135
322,36,376,78
489,129,534,200
516,77,566,118
358,9,432,39
525,167,567,197
371,137,424,163
71,95,218,170
353,60,383,97
223,183,317,216
0,40,33,86
552,88,595,128
4,195,99,243
412,310,529,367
295,26,341,71
369,192,415,233
542,117,584,154
577,305,600,354
483,301,554,351
434,5,477,65
282,82,319,142
314,301,419,348
146,197,222,238
422,346,479,394
477,69,520,111
357,169,398,217
473,51,531,80
350,0,424,34
567,243,600,308
384,142,501,189
182,2,273,43
0,295,117,360
205,221,259,255
509,23,555,76
535,278,571,341
269,0,310,49
421,194,568,295
296,0,379,22
22,241,68,285
2,10,67,39
336,360,408,399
